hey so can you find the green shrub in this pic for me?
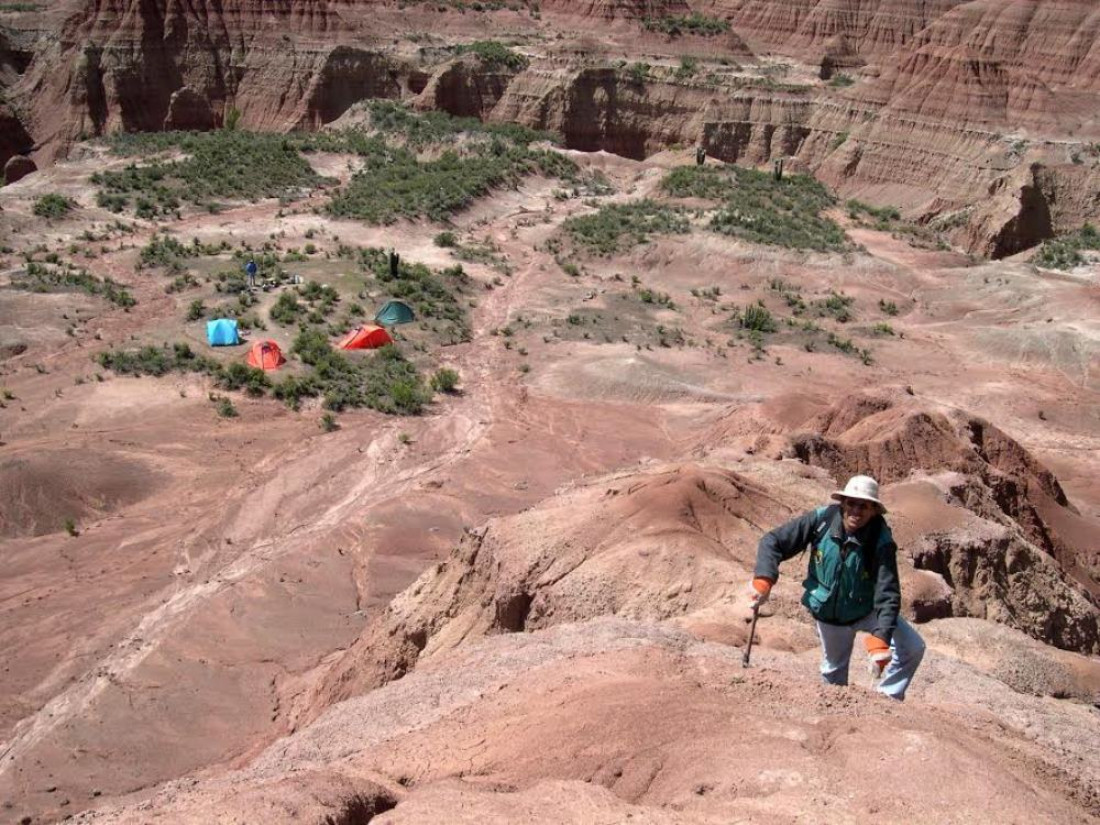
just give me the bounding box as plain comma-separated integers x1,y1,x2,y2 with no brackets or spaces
215,395,238,418
33,193,75,219
430,367,461,393
217,362,271,397
269,292,303,326
829,73,855,87
740,303,778,333
63,518,79,537
320,412,339,432
434,231,458,247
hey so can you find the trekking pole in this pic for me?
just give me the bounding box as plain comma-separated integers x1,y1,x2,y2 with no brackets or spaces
742,602,760,668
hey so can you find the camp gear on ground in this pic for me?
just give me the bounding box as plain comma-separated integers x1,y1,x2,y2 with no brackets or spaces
817,616,925,700
337,325,393,350
246,340,286,371
749,577,772,608
743,603,759,668
830,474,885,512
756,504,900,644
865,634,892,679
374,299,415,326
206,318,240,346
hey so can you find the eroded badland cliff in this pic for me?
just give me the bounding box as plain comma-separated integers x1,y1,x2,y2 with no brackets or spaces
1,2,1099,824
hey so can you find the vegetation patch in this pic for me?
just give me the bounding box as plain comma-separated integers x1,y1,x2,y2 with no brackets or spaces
326,138,575,224
642,14,730,37
1032,224,1100,270
13,261,135,308
137,234,229,272
562,200,690,255
663,166,848,252
288,328,432,414
343,100,559,151
847,199,950,250
33,193,76,220
94,131,321,217
341,245,471,344
457,40,528,70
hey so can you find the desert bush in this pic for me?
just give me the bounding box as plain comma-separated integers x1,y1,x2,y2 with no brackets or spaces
217,362,271,397
430,367,460,393
33,193,75,219
739,303,778,333
215,395,238,418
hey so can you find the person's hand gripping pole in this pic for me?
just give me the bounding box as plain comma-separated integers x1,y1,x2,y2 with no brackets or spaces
743,577,772,667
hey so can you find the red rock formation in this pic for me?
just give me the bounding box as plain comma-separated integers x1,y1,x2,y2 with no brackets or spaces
415,56,519,119
3,154,36,185
541,0,692,21
779,394,1100,654
14,0,414,157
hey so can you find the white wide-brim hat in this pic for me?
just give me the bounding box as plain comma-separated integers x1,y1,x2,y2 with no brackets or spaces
830,474,886,513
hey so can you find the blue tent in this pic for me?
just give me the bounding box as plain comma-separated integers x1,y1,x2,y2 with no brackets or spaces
374,300,415,326
206,318,240,346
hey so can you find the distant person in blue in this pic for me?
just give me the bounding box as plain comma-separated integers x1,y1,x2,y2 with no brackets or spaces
245,258,258,288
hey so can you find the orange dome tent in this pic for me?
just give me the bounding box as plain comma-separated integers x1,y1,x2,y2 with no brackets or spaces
337,325,393,350
246,340,286,371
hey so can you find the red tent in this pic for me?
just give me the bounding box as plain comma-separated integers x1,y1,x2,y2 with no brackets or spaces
337,325,393,350
246,340,286,371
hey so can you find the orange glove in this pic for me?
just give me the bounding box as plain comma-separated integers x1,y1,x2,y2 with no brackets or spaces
865,635,892,678
749,577,773,608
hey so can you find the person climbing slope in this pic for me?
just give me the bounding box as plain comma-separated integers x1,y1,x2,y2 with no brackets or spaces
749,475,925,700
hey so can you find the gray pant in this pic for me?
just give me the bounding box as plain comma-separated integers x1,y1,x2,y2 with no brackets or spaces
815,614,925,700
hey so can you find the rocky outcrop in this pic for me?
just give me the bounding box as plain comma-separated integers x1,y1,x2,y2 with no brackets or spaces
705,0,971,59
912,525,1100,655
163,85,216,131
3,154,36,185
787,393,1100,652
541,0,692,21
0,104,33,171
309,465,785,707
14,0,418,157
414,56,519,119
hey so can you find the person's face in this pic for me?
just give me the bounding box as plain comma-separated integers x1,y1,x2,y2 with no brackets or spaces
841,497,876,532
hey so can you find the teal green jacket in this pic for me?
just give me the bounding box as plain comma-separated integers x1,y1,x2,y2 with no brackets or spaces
754,504,901,644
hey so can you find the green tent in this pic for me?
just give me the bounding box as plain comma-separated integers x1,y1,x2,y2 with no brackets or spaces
374,300,416,326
